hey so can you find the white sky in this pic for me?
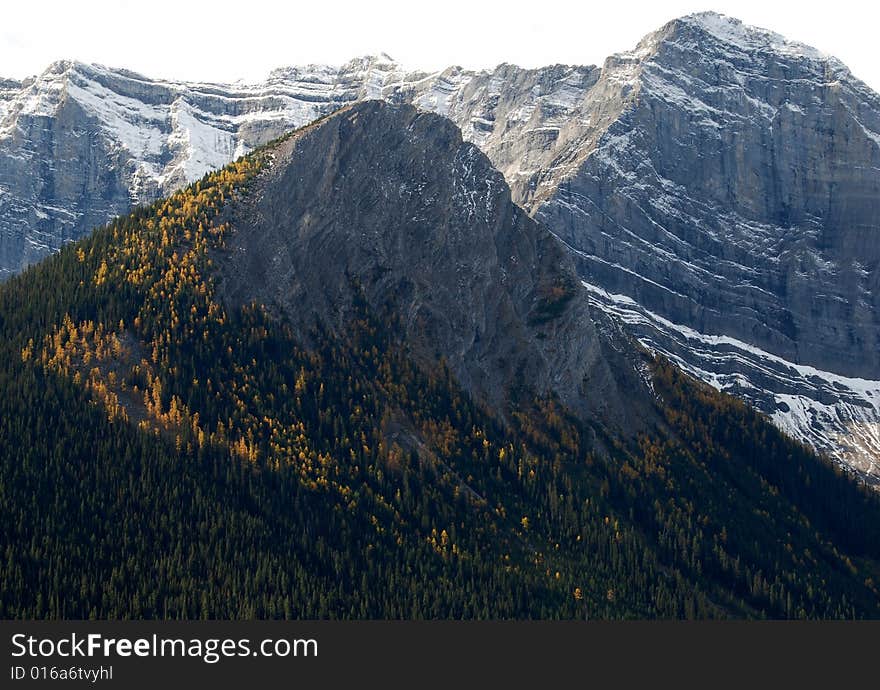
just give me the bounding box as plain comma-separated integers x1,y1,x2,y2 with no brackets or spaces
2,0,879,91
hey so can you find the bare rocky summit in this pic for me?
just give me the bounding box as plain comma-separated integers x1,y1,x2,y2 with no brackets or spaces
218,101,651,432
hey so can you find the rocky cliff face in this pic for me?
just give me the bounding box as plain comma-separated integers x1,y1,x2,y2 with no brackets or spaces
218,101,651,431
536,13,880,378
1,12,878,479
529,13,880,481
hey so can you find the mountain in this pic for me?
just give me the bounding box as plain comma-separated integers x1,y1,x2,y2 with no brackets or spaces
529,13,880,483
1,12,878,478
2,101,880,619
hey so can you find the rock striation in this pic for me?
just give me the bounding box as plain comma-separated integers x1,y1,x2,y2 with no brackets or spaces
530,13,880,481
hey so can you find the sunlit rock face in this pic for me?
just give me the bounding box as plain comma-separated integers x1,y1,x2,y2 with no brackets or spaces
0,55,599,278
530,13,880,482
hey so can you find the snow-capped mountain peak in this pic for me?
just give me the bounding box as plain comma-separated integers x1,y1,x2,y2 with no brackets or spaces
679,11,830,61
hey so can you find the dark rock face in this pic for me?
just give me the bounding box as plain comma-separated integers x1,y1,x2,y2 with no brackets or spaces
217,102,650,430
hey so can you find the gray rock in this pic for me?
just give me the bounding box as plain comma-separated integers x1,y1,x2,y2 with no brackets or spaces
217,101,651,433
536,13,880,379
530,13,880,480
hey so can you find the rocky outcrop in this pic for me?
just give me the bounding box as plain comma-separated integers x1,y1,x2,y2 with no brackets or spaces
0,58,390,277
217,101,651,431
535,13,880,378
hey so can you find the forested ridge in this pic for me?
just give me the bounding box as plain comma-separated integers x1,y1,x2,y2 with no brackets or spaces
1,136,879,619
